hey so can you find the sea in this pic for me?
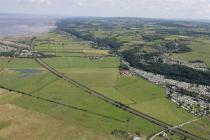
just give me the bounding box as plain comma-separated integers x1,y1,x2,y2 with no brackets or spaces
0,14,56,37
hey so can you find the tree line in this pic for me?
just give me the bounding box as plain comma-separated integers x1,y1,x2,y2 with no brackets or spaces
122,47,210,86
57,22,122,52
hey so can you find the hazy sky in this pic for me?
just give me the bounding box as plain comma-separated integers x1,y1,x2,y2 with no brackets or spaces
0,0,210,19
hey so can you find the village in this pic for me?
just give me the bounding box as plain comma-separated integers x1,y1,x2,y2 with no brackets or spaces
0,40,46,58
123,61,210,116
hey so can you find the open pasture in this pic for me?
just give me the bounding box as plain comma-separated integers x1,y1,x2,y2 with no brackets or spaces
35,33,110,57
115,76,195,125
0,30,205,139
0,56,162,139
172,38,210,67
43,56,120,69
0,92,122,140
182,117,210,139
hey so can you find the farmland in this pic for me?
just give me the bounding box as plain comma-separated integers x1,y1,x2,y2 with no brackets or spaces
172,38,210,67
0,92,122,140
0,34,163,139
0,17,210,140
182,117,210,139
37,33,195,124
115,77,195,125
0,58,162,139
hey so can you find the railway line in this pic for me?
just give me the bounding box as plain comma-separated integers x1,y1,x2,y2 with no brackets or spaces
35,57,204,140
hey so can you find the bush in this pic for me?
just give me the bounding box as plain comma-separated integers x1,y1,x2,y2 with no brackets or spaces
119,63,129,70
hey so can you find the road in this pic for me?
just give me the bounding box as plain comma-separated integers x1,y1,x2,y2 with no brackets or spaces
35,58,204,140
149,118,200,140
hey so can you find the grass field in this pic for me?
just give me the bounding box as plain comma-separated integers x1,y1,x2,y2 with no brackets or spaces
182,117,210,139
0,32,206,139
35,33,110,57
60,68,118,87
0,68,58,94
0,58,9,70
172,38,210,67
7,58,41,69
0,56,162,139
0,58,58,94
42,55,195,126
43,57,120,69
0,89,162,140
0,92,122,140
38,33,196,126
115,76,195,125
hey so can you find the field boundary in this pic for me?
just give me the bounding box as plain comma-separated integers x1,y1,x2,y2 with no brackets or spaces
35,57,204,140
0,86,127,123
0,57,14,73
30,77,60,94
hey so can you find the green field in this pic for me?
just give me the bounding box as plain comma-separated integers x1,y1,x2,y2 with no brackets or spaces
0,58,9,70
39,33,196,126
43,57,119,69
39,36,195,126
0,56,162,139
7,58,41,69
0,92,122,140
172,38,210,67
182,117,210,139
0,32,209,139
115,76,195,125
34,33,110,57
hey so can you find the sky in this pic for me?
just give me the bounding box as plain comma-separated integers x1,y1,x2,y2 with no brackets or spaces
0,0,210,19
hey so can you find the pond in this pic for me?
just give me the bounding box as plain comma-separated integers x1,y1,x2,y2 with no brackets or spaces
10,68,43,78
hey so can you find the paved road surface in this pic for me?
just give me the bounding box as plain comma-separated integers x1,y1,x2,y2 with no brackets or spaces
149,118,200,140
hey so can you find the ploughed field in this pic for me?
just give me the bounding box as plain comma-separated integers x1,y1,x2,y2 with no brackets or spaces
0,33,209,139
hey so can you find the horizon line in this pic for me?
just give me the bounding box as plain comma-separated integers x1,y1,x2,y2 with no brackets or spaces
0,12,210,23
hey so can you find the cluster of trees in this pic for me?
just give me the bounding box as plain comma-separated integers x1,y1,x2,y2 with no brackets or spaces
175,88,198,98
185,31,210,37
154,28,210,37
189,60,204,63
164,41,192,53
0,50,15,57
136,62,210,85
122,48,210,86
111,130,129,139
95,37,122,51
121,47,140,64
142,34,164,41
142,33,192,54
119,63,129,71
176,88,210,103
121,47,161,63
57,23,122,51
157,22,193,28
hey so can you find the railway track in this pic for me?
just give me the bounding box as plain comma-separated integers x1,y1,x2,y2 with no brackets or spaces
35,58,204,140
